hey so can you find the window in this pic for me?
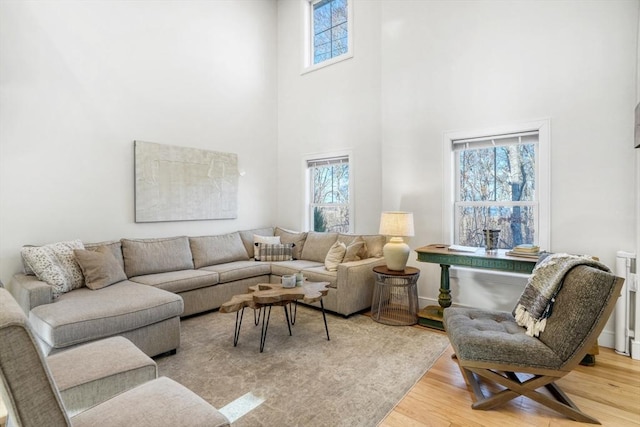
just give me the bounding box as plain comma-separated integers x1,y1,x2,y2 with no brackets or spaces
307,156,351,233
443,121,550,250
303,0,353,72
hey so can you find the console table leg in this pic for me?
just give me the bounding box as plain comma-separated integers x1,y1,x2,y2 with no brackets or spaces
233,308,245,347
417,264,452,330
260,305,272,353
438,264,452,311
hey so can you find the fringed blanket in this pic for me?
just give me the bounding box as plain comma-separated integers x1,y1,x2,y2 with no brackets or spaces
513,253,610,337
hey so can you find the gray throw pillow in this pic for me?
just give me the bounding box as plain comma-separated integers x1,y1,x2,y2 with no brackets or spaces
74,246,127,290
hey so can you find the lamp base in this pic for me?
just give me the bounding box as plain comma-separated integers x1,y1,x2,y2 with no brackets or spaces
383,237,410,271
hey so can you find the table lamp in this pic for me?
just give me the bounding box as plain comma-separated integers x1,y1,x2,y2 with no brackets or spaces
379,211,415,271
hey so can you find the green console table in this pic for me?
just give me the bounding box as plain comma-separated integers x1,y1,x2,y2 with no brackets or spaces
415,244,536,330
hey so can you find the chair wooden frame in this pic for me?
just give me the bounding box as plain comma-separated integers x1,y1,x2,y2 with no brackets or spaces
451,276,624,424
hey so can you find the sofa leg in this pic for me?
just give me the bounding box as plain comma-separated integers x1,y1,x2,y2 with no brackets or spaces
153,348,178,359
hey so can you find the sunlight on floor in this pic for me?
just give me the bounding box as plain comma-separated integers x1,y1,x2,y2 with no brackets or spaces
219,392,265,423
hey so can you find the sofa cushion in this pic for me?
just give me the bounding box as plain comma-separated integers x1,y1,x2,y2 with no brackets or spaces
129,270,219,294
338,234,385,259
189,232,249,269
74,247,127,290
239,227,274,258
275,227,307,259
255,243,294,262
121,236,194,278
47,336,157,417
324,241,346,271
300,232,338,263
270,260,324,277
29,281,183,349
84,240,125,270
200,260,271,283
21,240,86,298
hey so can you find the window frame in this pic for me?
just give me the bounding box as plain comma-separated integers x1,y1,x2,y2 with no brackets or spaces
442,120,551,251
302,0,354,74
304,151,354,233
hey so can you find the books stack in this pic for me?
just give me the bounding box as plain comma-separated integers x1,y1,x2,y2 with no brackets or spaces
506,244,541,259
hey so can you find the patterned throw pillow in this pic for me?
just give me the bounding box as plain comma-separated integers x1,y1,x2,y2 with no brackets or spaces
255,243,294,262
21,239,85,298
253,235,281,261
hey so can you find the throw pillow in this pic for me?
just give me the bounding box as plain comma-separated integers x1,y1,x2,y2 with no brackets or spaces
324,241,347,272
301,232,339,263
255,243,294,262
342,236,367,263
74,246,127,290
21,239,86,298
253,235,281,261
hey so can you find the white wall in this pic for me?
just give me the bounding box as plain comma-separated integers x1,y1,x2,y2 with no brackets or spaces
379,0,638,347
276,0,383,233
277,0,638,347
0,0,279,284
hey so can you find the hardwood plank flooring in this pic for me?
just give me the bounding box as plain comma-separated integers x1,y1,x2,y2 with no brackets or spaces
379,329,640,427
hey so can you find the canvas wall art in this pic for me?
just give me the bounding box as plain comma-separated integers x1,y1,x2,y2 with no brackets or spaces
134,141,238,222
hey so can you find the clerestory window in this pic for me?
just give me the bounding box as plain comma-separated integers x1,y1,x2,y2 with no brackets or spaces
304,0,353,73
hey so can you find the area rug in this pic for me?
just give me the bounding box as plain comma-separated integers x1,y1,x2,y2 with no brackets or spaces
157,305,450,426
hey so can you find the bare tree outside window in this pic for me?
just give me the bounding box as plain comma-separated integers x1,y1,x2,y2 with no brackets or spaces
455,135,538,249
308,157,350,232
313,0,348,64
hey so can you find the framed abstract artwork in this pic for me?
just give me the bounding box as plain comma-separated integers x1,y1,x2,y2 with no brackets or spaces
134,141,239,222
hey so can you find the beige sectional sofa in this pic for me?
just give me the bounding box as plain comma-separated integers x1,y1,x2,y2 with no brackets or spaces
7,227,386,358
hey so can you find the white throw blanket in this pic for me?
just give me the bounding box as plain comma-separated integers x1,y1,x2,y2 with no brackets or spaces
513,253,610,337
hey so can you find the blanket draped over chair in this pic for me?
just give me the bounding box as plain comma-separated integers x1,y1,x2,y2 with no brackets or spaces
513,253,610,337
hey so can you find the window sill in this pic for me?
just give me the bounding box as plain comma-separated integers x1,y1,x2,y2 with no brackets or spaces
301,52,353,75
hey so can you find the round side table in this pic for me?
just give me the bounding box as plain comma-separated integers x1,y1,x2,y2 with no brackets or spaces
371,266,420,326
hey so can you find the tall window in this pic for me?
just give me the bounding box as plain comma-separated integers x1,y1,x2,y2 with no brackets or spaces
307,156,350,233
304,0,353,72
444,121,550,250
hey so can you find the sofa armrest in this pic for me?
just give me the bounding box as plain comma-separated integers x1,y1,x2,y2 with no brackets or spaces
6,273,53,313
335,257,386,316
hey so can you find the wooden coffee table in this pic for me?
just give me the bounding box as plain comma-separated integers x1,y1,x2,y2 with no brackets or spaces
220,281,330,352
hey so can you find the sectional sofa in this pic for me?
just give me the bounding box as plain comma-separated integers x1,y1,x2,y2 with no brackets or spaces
7,227,386,357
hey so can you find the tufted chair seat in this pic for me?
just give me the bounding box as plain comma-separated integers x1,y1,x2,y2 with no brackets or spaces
444,308,564,369
443,264,624,424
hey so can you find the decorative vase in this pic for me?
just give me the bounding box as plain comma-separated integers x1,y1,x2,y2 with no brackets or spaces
483,229,500,253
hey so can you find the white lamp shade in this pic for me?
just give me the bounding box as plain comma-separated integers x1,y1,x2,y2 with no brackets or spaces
379,212,415,237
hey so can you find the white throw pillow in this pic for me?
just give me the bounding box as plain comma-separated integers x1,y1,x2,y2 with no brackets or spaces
324,241,347,272
21,239,85,298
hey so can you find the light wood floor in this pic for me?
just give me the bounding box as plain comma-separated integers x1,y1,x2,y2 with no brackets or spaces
379,330,640,427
